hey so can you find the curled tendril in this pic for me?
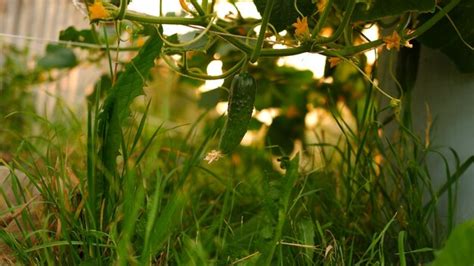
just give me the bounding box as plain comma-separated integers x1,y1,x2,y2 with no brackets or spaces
155,15,217,48
161,54,247,81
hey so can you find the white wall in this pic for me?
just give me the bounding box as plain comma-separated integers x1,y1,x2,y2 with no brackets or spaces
412,47,474,223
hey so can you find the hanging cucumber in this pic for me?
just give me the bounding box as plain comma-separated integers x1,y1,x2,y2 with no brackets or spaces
219,72,257,154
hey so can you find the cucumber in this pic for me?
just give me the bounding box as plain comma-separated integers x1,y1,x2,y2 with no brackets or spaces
219,72,257,154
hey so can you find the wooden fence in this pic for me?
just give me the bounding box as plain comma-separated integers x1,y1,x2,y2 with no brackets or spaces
0,0,99,115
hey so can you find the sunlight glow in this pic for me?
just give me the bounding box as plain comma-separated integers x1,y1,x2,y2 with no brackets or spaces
277,53,326,79
255,109,273,126
362,25,380,65
215,101,228,115
273,44,326,78
127,0,160,15
241,130,259,146
234,2,261,19
199,60,225,92
128,0,194,36
305,109,320,129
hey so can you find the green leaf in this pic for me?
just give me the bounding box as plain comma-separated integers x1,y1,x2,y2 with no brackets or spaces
198,87,227,109
298,219,316,262
87,74,113,103
178,31,211,51
59,26,96,44
253,0,315,32
335,0,435,21
417,0,474,73
98,30,163,174
431,220,474,266
37,44,77,69
267,116,304,155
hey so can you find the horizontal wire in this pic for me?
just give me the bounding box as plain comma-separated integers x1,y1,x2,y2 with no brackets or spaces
0,22,297,50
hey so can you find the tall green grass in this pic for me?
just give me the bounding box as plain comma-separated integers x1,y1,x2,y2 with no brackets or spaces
1,38,473,266
1,88,472,264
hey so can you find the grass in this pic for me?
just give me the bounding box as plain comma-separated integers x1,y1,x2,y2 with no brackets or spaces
1,83,472,265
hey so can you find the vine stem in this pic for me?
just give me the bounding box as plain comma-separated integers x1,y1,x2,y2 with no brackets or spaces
121,9,207,25
99,1,458,60
250,0,274,63
316,0,355,44
190,0,206,16
116,0,127,20
104,4,380,58
312,0,334,37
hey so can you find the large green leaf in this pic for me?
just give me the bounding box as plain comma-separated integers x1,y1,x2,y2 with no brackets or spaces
98,30,163,173
253,0,315,32
37,44,77,69
59,26,96,45
335,0,435,21
431,220,474,266
417,0,474,73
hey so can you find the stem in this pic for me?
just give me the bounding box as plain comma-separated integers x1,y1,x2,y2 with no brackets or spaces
404,0,460,40
293,0,304,18
317,0,355,44
343,22,353,45
260,44,314,57
190,0,206,16
250,0,274,63
396,14,411,33
102,27,115,83
331,39,384,57
122,9,207,25
312,0,334,36
116,0,127,20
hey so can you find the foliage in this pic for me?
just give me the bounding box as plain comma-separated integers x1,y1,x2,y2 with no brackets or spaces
417,0,474,72
253,0,314,31
1,0,473,265
335,0,436,22
431,219,474,266
37,44,78,70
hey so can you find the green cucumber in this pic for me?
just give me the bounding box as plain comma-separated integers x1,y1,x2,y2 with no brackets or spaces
219,72,257,154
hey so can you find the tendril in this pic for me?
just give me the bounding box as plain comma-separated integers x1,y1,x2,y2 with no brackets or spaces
155,15,217,48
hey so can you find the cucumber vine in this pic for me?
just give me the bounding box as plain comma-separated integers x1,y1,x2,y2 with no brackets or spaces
81,0,467,159
87,0,462,87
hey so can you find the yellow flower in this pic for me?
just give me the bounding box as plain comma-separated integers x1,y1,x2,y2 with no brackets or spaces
293,17,310,41
383,31,401,51
384,31,412,51
328,57,341,68
135,36,145,47
88,1,109,20
317,0,328,13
